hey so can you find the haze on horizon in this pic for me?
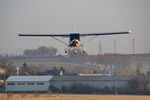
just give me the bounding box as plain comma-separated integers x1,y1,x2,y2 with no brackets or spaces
0,0,150,55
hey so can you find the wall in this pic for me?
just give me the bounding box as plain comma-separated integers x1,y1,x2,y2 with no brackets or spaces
50,80,131,90
6,81,49,92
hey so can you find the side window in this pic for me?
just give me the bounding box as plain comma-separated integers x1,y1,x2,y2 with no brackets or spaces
7,83,15,85
70,34,80,41
70,34,74,41
36,83,44,85
27,83,35,85
17,83,25,85
75,34,80,40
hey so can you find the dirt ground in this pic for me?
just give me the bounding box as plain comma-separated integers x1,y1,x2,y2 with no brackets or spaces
0,94,150,100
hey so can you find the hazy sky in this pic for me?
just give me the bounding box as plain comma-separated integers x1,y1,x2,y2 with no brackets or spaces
0,0,150,55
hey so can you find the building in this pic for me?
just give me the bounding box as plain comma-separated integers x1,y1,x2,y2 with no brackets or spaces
44,67,63,76
6,75,150,93
50,76,134,90
6,76,53,92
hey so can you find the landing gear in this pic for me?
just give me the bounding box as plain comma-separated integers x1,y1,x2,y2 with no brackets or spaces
74,50,77,54
83,49,86,53
65,49,67,53
65,47,72,54
65,48,86,54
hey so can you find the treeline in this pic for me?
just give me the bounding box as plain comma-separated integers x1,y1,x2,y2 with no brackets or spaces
0,59,16,80
68,49,130,76
19,62,44,75
0,46,58,59
0,46,149,76
0,54,23,59
23,46,58,57
0,60,44,80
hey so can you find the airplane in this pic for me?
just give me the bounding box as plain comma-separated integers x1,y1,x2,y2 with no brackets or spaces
19,31,131,54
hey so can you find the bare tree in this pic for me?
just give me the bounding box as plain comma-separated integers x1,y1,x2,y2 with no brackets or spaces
129,76,150,92
0,59,16,78
20,62,43,75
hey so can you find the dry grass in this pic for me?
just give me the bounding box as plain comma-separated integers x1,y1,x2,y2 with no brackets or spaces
0,94,150,100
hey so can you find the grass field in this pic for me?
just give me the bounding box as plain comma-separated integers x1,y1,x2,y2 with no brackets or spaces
0,94,150,100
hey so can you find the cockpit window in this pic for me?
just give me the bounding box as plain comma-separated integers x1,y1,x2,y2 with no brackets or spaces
70,34,80,41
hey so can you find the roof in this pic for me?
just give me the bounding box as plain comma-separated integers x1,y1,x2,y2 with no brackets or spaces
51,76,135,81
78,74,111,76
45,68,61,75
6,76,53,82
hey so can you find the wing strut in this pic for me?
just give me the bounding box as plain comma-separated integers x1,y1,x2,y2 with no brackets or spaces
51,36,68,46
81,36,97,46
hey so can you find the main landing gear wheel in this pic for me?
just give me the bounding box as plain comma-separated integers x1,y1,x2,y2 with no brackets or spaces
83,49,86,53
65,49,67,53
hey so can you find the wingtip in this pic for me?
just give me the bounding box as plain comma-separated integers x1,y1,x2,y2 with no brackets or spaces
18,33,22,36
129,31,132,34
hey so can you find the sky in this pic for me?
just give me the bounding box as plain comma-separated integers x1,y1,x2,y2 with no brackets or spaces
0,0,150,55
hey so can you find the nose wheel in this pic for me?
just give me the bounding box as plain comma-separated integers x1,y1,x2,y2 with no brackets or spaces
65,49,67,53
74,50,77,54
83,49,86,53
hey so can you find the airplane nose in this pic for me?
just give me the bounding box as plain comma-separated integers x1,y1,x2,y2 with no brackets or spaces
73,40,78,44
70,39,80,47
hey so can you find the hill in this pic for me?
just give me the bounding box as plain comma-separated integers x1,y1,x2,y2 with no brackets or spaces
9,53,150,75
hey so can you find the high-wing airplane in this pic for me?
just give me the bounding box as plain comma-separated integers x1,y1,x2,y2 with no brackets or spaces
19,31,131,54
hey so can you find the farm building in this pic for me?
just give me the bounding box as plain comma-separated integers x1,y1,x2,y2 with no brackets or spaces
50,76,134,90
5,76,53,92
5,75,150,93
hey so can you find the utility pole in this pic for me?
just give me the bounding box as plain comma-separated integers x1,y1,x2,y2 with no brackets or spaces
132,38,135,54
114,40,116,54
16,67,19,76
98,41,103,55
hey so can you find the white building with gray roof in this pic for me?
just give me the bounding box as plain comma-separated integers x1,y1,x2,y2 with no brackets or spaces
6,76,53,92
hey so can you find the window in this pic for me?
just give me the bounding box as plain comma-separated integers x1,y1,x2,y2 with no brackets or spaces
36,83,44,85
17,83,25,85
70,34,80,41
7,83,15,85
27,83,34,85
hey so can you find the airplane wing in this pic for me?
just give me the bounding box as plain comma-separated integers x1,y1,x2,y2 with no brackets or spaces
18,33,70,37
19,31,131,37
80,31,131,36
